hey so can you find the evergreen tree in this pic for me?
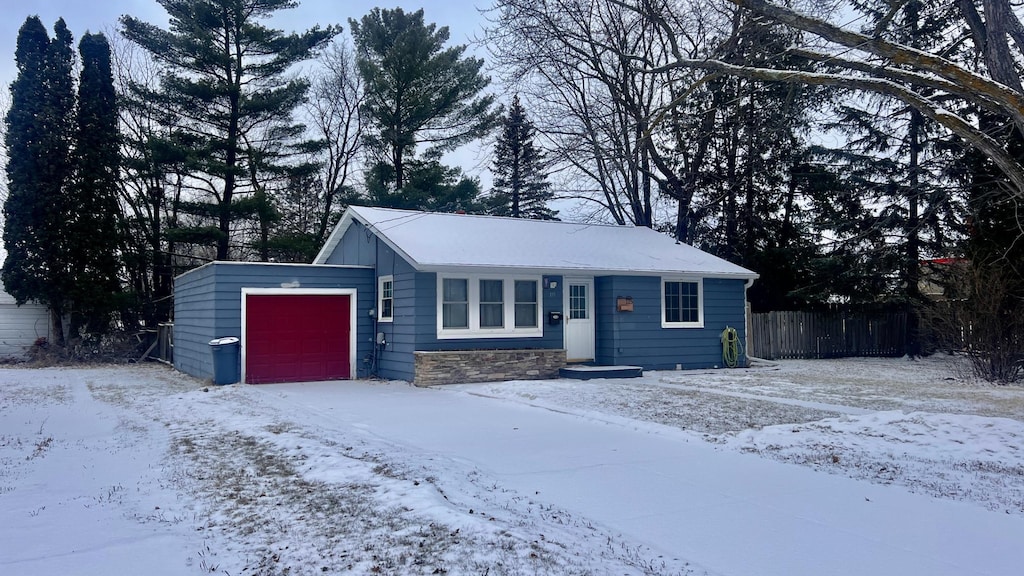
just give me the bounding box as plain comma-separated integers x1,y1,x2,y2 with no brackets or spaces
68,32,122,331
2,17,76,342
3,17,52,306
121,0,340,260
488,95,556,219
366,159,484,213
844,0,964,353
351,8,501,192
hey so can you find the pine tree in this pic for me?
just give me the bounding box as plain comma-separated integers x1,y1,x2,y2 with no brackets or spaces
351,8,501,192
121,0,340,260
366,159,484,213
488,95,556,220
68,32,122,331
2,17,76,342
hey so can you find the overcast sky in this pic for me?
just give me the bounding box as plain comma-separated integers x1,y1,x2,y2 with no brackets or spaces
1,1,492,77
1,0,499,177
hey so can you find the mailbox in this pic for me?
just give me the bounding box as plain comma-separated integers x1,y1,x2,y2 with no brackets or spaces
548,311,563,325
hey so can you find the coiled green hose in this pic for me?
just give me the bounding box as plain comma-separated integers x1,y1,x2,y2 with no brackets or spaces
721,326,743,368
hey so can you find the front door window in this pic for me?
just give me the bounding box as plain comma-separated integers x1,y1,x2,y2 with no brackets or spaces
569,283,588,319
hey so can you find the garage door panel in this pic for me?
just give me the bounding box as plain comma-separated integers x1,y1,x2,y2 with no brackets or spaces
247,337,274,356
277,337,302,355
245,294,351,384
301,339,325,355
324,360,347,375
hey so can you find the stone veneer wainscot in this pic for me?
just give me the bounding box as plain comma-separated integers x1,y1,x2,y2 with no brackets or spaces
413,349,567,386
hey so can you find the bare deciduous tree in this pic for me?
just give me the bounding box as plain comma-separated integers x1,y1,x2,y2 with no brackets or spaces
110,30,194,327
922,260,1023,383
486,0,694,227
305,40,365,244
486,0,817,246
624,0,1024,204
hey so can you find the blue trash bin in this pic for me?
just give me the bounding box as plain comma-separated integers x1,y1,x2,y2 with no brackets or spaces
209,337,240,385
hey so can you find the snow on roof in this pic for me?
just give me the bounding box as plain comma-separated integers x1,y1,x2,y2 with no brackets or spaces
317,206,757,278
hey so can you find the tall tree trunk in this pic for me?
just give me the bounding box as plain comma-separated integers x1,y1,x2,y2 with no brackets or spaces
725,118,740,260
742,86,757,265
905,1,923,357
640,149,653,227
780,165,798,248
906,108,923,356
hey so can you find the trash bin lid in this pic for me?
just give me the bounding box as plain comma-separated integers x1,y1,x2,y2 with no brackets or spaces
209,337,240,346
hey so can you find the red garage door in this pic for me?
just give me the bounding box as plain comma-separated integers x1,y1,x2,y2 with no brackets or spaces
245,294,351,384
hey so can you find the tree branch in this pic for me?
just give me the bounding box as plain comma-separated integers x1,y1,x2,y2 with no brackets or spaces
718,0,1024,132
655,56,1024,200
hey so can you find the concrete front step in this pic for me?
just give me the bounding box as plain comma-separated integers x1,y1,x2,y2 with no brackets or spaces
559,365,643,380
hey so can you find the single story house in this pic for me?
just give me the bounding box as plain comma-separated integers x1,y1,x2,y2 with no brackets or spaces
173,206,758,385
0,289,51,360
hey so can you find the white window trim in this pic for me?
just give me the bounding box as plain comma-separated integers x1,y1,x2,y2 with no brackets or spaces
436,274,543,339
661,277,705,328
377,275,394,323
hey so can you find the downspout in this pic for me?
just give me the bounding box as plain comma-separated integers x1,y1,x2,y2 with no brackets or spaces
744,277,756,366
371,234,380,378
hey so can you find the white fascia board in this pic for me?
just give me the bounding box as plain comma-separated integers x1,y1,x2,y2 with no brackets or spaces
347,206,422,271
312,210,355,264
174,261,215,281
175,260,373,281
417,263,758,279
314,206,424,271
210,261,373,269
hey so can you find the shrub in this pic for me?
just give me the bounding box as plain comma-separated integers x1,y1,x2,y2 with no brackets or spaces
923,262,1023,384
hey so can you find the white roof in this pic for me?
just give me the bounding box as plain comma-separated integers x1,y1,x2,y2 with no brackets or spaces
315,206,757,278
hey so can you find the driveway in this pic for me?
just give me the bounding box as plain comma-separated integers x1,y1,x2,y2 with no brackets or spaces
256,380,1023,576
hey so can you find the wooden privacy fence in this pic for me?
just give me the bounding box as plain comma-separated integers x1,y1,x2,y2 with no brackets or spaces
750,308,907,360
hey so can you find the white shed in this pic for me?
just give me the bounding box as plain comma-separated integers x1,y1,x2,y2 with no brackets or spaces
0,289,50,360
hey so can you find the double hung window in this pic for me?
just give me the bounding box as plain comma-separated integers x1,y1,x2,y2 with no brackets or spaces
378,276,394,322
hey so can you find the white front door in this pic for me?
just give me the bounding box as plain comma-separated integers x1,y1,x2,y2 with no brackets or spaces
564,278,595,362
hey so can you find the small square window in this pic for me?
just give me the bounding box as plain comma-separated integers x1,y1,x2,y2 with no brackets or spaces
663,279,702,327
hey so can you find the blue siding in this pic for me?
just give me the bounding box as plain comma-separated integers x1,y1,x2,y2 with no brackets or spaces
595,276,747,370
324,221,377,266
173,264,217,379
374,257,418,381
173,263,375,381
543,276,565,351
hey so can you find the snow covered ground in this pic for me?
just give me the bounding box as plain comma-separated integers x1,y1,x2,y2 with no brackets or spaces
1,355,1022,575
462,355,1024,515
